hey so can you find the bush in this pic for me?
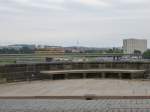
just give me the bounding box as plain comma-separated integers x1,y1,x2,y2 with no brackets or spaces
143,49,150,59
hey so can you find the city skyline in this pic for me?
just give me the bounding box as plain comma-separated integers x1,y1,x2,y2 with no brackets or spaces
0,0,150,47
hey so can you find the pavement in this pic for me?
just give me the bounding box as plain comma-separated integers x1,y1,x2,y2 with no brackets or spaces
0,99,150,112
0,79,150,97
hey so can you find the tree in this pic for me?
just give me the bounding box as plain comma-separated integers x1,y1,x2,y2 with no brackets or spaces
105,49,113,53
143,49,150,59
20,47,34,53
0,47,34,54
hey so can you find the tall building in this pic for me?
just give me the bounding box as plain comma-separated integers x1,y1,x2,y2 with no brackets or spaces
123,39,147,54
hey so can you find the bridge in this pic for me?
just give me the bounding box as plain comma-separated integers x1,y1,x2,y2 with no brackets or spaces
41,69,146,80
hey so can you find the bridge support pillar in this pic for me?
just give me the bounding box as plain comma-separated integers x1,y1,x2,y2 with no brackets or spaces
130,73,135,79
118,73,122,79
65,73,68,79
102,72,105,78
50,74,53,80
83,73,87,79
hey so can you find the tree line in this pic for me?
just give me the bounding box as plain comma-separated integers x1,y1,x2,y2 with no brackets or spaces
0,47,34,54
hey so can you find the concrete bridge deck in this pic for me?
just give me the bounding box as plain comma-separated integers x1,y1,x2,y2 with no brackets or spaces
41,69,146,79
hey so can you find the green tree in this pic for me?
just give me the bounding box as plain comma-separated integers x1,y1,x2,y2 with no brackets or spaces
20,47,34,53
105,49,113,53
143,49,150,59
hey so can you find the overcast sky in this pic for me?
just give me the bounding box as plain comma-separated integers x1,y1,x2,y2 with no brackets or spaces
0,0,150,47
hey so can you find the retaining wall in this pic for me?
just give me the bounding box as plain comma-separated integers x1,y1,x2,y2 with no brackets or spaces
0,61,150,82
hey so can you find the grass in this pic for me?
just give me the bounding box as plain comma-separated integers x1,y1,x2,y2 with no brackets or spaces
0,53,125,65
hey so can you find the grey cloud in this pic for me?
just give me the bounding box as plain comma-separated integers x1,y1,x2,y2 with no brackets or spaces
1,0,150,15
0,0,150,47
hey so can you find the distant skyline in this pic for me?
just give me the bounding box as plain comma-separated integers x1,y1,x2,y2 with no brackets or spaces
0,0,150,48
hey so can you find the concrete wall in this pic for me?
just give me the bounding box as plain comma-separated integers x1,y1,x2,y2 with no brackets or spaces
0,62,150,82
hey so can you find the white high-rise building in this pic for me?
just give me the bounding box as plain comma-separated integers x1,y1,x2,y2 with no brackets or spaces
123,39,147,54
